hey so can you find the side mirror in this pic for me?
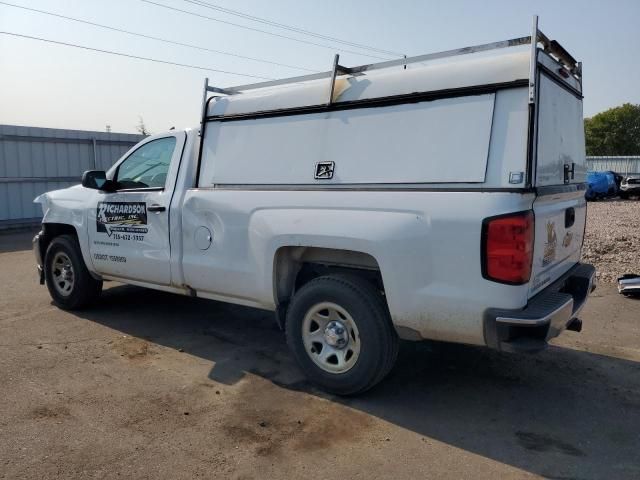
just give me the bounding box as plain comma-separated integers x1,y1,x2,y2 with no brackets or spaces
82,170,114,191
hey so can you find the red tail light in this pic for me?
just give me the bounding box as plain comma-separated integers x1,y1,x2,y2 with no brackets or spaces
482,211,534,285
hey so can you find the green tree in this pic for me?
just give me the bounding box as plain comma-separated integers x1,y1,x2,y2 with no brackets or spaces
584,103,640,156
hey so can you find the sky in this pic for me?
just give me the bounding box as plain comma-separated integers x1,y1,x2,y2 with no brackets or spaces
1,0,639,134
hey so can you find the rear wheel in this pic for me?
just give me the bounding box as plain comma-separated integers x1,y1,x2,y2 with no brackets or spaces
44,235,102,310
285,274,398,395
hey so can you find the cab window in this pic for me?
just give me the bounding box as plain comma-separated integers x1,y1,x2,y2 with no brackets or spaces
115,137,176,189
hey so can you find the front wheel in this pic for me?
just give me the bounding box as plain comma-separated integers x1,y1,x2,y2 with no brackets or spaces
285,274,398,396
44,234,102,310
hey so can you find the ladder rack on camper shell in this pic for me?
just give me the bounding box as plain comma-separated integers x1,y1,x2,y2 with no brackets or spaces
199,15,581,127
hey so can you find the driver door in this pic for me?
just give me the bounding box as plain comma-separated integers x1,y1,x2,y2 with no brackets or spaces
88,133,184,285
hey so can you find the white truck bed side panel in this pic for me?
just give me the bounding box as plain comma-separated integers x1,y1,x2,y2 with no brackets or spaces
181,190,535,345
201,94,495,185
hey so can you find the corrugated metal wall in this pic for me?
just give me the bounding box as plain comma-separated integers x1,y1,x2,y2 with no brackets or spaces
0,124,144,229
586,156,640,176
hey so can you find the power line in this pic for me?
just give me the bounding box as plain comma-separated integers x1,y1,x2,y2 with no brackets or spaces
181,0,404,58
140,0,392,61
0,1,318,73
0,31,274,80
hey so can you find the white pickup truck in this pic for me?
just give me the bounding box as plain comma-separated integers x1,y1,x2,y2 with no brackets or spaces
33,19,595,395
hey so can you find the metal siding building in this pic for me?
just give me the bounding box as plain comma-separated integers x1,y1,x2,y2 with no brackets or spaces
0,124,144,229
586,156,640,176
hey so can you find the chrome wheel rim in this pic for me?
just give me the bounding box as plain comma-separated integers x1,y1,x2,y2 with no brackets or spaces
51,252,74,297
302,302,361,374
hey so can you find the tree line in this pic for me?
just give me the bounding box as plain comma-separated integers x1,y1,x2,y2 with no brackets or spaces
585,103,640,156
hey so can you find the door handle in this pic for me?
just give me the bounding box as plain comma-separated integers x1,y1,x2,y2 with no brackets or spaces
148,204,166,212
563,163,575,184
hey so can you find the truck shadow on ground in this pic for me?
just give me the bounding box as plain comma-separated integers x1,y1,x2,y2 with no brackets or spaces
76,283,640,479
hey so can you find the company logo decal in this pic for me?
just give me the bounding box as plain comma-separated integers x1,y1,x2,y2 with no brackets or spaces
542,221,557,266
97,202,148,238
314,161,335,180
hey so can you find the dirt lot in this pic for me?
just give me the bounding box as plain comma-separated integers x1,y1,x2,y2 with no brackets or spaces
1,224,639,479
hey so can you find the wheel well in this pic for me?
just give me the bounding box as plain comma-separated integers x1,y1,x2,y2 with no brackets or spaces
273,246,384,308
39,223,78,260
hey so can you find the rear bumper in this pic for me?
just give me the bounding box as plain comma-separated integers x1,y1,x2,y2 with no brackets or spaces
620,185,640,194
618,275,640,295
484,263,596,352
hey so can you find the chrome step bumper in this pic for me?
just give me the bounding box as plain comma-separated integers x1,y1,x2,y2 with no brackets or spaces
484,263,596,353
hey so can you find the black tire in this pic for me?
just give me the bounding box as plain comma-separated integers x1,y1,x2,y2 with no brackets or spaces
285,274,399,396
44,234,102,310
619,193,629,200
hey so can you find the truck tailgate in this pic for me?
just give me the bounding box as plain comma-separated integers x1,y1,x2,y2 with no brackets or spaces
529,188,586,297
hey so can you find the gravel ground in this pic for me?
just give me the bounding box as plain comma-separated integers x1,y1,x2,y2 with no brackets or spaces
582,199,640,283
